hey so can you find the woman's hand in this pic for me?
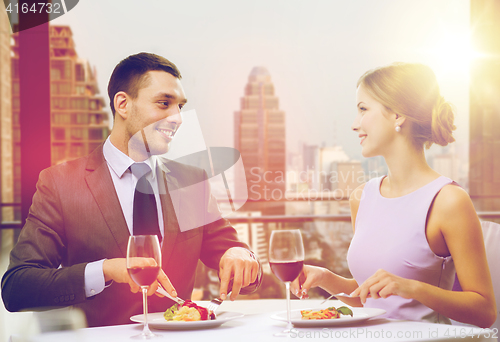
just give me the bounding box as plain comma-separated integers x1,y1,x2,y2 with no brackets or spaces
290,265,326,298
350,269,417,304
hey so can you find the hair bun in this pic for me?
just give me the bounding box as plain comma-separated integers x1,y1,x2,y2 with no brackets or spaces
429,97,456,148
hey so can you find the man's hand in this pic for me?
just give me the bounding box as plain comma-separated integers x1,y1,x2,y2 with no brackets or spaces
219,247,259,301
102,258,177,297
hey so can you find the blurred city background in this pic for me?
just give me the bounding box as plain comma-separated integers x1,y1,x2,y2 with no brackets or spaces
1,0,500,339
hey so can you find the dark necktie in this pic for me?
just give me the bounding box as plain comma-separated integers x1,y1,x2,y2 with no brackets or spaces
130,163,162,243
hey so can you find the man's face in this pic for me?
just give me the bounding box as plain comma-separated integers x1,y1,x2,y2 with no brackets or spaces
126,70,187,158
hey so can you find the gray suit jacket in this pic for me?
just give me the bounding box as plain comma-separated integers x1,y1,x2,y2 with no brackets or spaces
1,145,250,327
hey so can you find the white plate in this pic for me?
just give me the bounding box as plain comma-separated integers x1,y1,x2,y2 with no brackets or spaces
130,311,244,330
271,307,386,327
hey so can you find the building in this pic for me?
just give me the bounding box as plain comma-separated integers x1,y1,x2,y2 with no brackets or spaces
0,8,13,224
234,67,286,215
469,0,500,212
318,145,350,191
11,25,109,204
232,212,268,266
303,143,318,172
293,143,362,195
431,145,460,182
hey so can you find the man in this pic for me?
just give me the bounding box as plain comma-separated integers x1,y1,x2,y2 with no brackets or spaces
1,53,261,327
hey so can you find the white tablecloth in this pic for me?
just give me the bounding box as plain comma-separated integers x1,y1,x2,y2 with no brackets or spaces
10,300,498,342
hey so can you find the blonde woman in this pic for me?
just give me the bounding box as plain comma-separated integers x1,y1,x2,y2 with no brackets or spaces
292,63,496,328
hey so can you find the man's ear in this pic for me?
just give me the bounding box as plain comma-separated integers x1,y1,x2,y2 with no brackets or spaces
114,91,129,120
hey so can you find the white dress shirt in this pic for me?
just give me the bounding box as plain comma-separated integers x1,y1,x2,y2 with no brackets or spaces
84,137,165,297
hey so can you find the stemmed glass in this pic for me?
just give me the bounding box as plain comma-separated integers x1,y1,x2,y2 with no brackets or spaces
269,229,304,336
127,235,162,339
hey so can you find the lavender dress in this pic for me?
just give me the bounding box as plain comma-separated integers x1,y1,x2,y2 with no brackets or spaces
347,176,456,324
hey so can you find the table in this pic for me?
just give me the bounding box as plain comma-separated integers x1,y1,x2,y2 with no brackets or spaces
9,300,498,342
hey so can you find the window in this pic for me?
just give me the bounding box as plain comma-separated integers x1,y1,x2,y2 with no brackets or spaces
268,113,283,123
241,128,258,138
13,112,20,125
52,143,66,162
11,59,19,79
12,82,19,95
51,82,71,95
75,64,85,82
53,113,70,125
69,143,84,158
70,98,88,110
263,84,275,95
267,127,284,137
75,85,85,95
88,128,104,140
52,98,69,109
50,68,61,80
72,113,89,125
13,145,21,163
268,141,284,151
12,97,20,110
13,128,20,142
70,128,84,140
241,113,257,123
90,114,103,125
14,165,21,184
51,60,71,80
89,142,101,153
52,128,66,141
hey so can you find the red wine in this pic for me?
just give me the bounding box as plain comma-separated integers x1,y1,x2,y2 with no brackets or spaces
270,260,303,282
128,266,160,286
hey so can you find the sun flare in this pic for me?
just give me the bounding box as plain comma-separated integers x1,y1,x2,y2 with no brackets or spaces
421,28,484,81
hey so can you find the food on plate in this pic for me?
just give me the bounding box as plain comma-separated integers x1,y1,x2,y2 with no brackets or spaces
300,306,353,320
163,300,216,321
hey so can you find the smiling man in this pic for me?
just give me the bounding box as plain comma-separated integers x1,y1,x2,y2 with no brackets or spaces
1,53,262,327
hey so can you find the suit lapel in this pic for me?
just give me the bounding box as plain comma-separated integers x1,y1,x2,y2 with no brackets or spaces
157,162,180,263
85,146,130,257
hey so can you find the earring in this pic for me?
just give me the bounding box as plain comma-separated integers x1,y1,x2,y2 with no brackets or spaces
395,125,401,133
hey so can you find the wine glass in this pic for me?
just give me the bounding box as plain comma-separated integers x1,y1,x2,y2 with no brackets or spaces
127,235,162,339
269,229,304,336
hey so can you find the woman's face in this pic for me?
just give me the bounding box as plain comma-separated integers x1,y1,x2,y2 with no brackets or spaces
351,83,398,158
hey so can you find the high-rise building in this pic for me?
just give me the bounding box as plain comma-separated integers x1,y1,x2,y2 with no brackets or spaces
318,146,349,191
0,9,13,223
11,25,109,204
431,146,460,182
303,143,318,172
234,67,286,214
469,0,500,212
233,217,268,265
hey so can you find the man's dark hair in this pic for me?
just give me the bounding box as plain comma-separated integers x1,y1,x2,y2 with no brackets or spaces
107,52,182,117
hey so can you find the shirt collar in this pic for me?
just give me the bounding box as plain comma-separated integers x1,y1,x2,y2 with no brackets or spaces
103,137,157,179
156,156,171,174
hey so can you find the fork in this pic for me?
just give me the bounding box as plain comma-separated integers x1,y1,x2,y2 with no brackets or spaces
320,292,356,305
207,291,232,314
207,297,223,313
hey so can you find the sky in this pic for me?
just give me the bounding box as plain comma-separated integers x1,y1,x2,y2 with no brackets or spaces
52,0,471,161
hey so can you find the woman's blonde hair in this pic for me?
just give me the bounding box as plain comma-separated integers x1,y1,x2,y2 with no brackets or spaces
357,62,456,149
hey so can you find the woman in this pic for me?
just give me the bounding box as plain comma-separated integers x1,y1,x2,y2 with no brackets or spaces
292,63,496,328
